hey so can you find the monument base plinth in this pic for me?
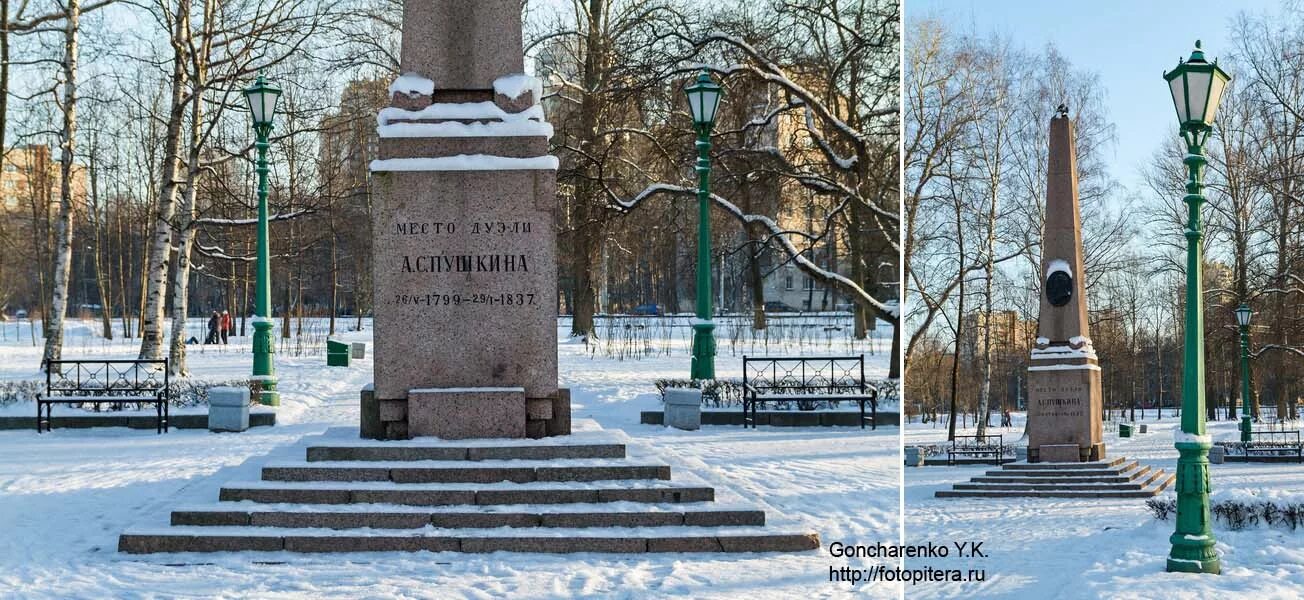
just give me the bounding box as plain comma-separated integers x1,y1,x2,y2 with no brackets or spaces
360,384,570,440
1029,442,1106,463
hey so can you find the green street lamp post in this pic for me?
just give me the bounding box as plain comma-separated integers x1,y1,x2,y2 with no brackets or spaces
1235,303,1252,443
1162,40,1230,575
244,74,282,406
684,71,722,381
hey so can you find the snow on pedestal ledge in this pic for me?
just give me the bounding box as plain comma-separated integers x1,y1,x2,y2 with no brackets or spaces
370,154,559,172
378,120,553,139
494,74,543,101
389,72,435,97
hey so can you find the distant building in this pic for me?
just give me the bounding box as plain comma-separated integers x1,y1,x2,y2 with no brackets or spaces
959,310,1038,362
0,144,87,211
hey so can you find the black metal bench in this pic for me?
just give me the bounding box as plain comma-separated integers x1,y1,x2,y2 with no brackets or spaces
37,359,170,433
741,355,877,429
948,434,1005,465
1244,429,1302,459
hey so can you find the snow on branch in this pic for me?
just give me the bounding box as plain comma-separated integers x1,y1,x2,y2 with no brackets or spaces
611,183,896,320
195,209,312,227
688,32,882,145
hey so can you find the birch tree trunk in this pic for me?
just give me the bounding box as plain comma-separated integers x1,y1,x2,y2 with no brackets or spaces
138,0,191,360
42,0,80,369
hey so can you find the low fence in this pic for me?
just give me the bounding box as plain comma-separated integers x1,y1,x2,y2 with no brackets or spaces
567,313,890,360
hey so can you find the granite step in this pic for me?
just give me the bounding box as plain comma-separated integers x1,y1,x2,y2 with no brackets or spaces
980,463,1139,478
261,460,671,484
937,471,1174,498
118,525,822,554
953,469,1167,492
220,481,716,506
171,507,765,529
305,443,626,462
999,457,1127,470
971,465,1151,485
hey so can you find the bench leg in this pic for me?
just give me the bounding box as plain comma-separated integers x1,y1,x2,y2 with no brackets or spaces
36,401,42,434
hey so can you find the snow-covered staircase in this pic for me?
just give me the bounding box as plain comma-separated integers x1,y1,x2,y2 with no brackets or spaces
119,431,820,554
934,456,1174,498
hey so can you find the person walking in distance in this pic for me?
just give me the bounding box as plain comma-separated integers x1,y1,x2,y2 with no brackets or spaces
220,310,232,345
206,311,220,345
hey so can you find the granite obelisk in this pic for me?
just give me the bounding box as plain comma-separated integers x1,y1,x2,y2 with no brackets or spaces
1026,107,1104,463
361,0,568,440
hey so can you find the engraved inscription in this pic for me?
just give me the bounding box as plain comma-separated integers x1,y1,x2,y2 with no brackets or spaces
386,218,539,307
1032,383,1086,418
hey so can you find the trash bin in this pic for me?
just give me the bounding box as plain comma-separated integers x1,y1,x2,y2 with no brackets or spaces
1119,423,1133,438
351,342,366,359
904,446,924,467
1209,444,1226,464
327,339,350,367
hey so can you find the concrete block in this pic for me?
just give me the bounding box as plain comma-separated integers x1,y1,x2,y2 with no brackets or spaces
546,388,571,437
261,466,391,482
208,386,250,432
526,397,553,420
360,385,383,440
407,388,525,439
250,511,431,529
389,466,536,484
219,486,352,505
1039,444,1082,463
535,465,670,482
429,512,540,528
596,487,713,503
716,533,820,553
170,511,250,527
647,537,725,552
283,535,459,553
477,488,598,505
349,489,476,506
683,510,765,527
307,445,468,462
459,537,646,554
664,388,702,431
539,512,683,528
466,443,624,461
379,400,407,422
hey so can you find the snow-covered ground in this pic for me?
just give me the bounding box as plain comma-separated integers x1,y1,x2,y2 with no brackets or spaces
905,413,1304,599
0,319,901,599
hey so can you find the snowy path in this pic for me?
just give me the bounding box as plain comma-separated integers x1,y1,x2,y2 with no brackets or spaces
905,416,1304,599
0,321,900,599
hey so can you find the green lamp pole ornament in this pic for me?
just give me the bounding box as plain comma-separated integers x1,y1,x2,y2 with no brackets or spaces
1235,303,1252,443
684,71,722,381
1163,40,1230,575
244,74,282,406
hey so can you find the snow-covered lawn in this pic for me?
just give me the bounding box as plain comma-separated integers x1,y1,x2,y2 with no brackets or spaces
0,319,900,599
905,413,1304,599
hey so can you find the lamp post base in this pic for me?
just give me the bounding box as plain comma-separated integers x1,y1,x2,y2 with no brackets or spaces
1241,415,1252,443
252,320,278,407
1166,440,1219,574
690,320,716,381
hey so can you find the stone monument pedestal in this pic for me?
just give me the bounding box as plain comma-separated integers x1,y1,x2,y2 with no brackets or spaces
359,1,567,440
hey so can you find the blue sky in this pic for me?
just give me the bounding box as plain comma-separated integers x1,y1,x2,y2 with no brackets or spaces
906,0,1282,193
